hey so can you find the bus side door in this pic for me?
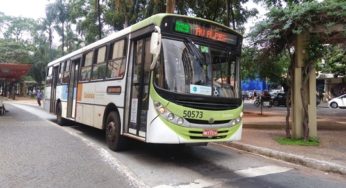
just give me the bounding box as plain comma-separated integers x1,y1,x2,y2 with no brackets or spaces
127,36,152,137
66,58,80,119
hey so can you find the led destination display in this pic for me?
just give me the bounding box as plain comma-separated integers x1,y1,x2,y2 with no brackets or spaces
175,20,237,45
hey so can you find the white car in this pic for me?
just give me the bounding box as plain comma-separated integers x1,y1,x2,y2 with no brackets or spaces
329,94,346,109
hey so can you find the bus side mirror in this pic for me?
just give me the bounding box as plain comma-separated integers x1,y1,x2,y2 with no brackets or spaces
150,26,162,70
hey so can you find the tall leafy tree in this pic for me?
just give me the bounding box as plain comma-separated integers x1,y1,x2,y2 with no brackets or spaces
104,0,145,30
249,0,346,139
0,39,32,63
46,0,70,55
70,0,105,44
43,8,56,55
319,46,346,77
3,17,36,42
178,0,257,32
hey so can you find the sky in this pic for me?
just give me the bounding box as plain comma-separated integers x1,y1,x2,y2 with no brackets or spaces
0,0,267,46
0,0,267,28
0,0,49,19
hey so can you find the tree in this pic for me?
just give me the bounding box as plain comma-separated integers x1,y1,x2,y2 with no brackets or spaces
249,0,346,140
3,17,36,42
182,0,257,32
46,0,70,55
0,39,32,63
43,8,56,56
319,46,346,77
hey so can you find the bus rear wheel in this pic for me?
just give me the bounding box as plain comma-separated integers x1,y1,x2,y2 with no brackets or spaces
106,111,127,151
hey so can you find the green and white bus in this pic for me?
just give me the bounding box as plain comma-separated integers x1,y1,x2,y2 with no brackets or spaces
44,13,243,151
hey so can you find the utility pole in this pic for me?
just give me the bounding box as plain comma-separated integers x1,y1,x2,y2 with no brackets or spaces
166,0,175,13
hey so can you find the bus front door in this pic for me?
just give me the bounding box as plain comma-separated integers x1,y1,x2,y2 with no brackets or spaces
50,66,59,113
66,58,80,119
128,36,152,137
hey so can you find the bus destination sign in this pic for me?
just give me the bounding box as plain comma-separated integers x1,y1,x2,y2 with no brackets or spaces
175,20,237,45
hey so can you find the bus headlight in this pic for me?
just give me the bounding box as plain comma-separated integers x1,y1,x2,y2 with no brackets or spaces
235,117,241,123
154,102,166,114
167,113,175,121
177,117,184,125
230,117,242,126
159,107,165,114
154,101,184,126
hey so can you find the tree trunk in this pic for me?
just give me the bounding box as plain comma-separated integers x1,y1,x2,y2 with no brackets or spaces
61,21,65,55
123,13,129,28
300,60,314,141
230,0,236,30
97,0,102,39
284,47,294,138
226,0,230,27
166,0,175,13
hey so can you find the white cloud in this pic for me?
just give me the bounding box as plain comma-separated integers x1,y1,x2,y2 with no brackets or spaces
0,0,49,19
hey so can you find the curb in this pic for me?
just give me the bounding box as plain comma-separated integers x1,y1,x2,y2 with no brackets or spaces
216,142,346,176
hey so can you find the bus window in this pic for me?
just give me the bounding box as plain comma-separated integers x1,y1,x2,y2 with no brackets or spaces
62,60,70,84
46,66,53,85
91,46,107,80
59,62,64,84
80,51,93,81
107,39,126,79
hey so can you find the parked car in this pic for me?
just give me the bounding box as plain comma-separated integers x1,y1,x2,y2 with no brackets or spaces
328,94,346,109
272,92,322,107
272,93,288,106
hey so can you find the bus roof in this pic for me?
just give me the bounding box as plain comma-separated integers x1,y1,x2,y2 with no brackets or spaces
47,13,241,67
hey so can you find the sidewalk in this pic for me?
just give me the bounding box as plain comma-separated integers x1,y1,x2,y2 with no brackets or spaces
4,97,346,175
221,101,346,176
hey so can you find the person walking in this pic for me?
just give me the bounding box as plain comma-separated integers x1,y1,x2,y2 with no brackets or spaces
36,90,43,106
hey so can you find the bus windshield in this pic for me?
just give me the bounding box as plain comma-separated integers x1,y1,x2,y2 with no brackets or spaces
155,38,240,99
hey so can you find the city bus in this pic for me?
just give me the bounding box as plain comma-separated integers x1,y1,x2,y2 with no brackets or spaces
44,13,243,151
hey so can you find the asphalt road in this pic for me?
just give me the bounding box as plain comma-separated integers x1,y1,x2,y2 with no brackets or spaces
243,99,345,117
1,103,346,188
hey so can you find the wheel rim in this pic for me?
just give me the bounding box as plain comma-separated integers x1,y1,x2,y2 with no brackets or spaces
107,121,116,143
331,102,338,108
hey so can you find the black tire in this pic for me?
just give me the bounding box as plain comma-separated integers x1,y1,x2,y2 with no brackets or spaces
105,111,127,151
273,100,279,106
330,102,338,109
254,99,260,107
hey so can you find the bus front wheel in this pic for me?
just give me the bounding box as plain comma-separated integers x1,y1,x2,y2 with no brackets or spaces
106,111,127,151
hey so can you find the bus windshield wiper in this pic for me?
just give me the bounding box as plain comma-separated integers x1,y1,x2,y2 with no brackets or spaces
184,38,206,65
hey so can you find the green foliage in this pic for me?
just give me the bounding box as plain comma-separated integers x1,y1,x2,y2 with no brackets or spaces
0,39,32,64
249,0,346,76
241,47,259,80
2,16,36,42
0,0,261,84
318,46,346,77
70,0,104,44
251,0,346,52
183,0,257,32
275,137,319,146
241,47,289,85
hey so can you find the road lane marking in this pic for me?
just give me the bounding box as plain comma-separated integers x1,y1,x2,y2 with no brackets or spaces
12,104,150,188
154,178,220,188
56,128,150,188
234,165,291,178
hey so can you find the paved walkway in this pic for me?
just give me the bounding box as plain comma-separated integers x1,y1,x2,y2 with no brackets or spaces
2,97,346,175
222,100,346,176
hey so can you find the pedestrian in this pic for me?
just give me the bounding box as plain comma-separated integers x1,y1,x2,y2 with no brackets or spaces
36,90,43,106
253,90,257,100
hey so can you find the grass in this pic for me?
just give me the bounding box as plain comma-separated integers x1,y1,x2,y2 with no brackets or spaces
275,137,320,146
